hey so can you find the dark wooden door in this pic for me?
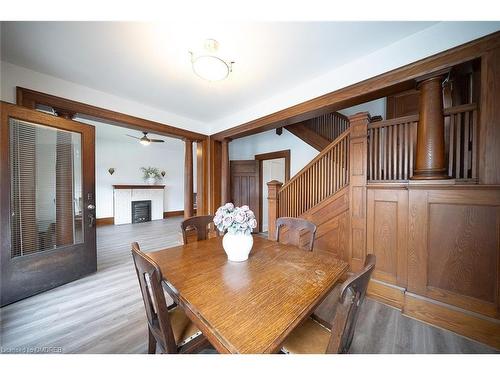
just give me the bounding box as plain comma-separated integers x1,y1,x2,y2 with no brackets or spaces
230,160,260,232
0,103,96,306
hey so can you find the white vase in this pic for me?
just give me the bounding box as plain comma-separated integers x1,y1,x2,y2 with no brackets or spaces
146,177,156,185
222,232,253,262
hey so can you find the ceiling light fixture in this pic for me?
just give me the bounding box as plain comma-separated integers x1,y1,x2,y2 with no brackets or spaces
190,39,234,82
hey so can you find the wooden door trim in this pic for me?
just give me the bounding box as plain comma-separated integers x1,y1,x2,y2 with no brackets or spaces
16,87,207,141
254,150,291,232
212,31,500,141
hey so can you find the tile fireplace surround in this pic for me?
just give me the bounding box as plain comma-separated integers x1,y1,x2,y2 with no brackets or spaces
113,185,165,225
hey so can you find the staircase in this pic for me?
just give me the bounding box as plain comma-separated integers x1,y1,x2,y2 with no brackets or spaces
285,112,349,151
269,114,353,260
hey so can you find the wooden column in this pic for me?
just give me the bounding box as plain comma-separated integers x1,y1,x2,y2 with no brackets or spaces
221,139,230,204
196,140,209,215
412,76,449,180
267,180,283,241
208,137,222,214
348,112,370,272
184,139,194,218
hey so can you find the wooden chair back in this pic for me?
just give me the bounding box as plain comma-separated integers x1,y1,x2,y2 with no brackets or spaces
276,217,317,251
326,254,376,353
131,242,177,353
181,215,217,244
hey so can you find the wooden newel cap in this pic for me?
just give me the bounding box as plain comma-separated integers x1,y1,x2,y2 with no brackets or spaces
267,180,283,187
347,111,371,123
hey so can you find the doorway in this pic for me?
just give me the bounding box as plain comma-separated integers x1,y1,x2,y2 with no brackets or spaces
255,150,290,233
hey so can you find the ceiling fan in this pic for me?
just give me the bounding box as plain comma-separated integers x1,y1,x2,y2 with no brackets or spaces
126,131,165,146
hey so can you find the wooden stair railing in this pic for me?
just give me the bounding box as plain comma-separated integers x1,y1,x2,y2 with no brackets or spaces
278,129,350,218
304,111,350,142
366,103,478,182
285,112,349,151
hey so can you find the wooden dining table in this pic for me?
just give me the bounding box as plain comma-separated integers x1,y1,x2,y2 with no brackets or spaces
147,235,349,354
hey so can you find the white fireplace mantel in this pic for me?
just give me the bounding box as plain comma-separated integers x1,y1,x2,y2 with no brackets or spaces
113,185,165,225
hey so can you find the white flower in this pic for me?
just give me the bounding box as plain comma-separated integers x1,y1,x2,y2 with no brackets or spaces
241,205,249,211
224,202,234,211
213,214,222,225
234,210,246,223
248,218,257,229
223,214,234,227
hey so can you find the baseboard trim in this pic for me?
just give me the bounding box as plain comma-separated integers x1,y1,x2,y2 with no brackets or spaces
164,210,184,218
403,292,500,350
367,279,405,310
96,217,114,227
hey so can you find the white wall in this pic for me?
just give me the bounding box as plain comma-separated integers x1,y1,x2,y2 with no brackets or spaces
0,61,209,135
339,98,386,119
209,22,500,133
93,130,195,219
229,129,319,177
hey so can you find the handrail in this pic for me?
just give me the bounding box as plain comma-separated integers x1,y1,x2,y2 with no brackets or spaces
278,129,350,218
367,114,419,129
279,129,350,192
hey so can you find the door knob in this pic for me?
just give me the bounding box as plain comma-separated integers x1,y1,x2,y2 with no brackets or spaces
87,204,96,210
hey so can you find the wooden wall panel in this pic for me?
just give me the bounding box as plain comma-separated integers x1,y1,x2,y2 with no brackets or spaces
427,203,497,303
367,188,408,287
407,186,500,319
300,188,349,260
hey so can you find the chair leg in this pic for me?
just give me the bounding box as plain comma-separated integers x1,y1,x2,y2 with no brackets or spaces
148,327,156,354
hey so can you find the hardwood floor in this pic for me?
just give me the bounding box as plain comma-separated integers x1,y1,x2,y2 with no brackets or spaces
0,218,497,354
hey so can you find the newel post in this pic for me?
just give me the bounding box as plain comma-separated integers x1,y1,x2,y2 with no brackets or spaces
348,112,370,272
267,180,283,241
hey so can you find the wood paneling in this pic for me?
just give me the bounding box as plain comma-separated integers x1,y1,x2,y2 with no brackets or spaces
212,32,500,141
386,89,420,119
367,188,408,287
407,186,500,319
428,204,497,303
300,187,349,259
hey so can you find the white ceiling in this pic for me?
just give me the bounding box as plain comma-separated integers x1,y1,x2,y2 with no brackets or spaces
1,21,437,122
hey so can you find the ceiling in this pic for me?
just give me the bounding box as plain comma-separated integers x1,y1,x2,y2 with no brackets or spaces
1,21,437,122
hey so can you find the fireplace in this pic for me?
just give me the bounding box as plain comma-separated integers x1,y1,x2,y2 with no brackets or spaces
131,200,152,224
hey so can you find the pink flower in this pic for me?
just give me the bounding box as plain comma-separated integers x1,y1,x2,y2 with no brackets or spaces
234,211,246,223
213,214,223,225
224,202,234,211
248,218,257,229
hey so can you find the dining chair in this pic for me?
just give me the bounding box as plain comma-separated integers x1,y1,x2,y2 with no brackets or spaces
280,254,376,354
131,242,209,354
276,217,317,251
181,215,218,244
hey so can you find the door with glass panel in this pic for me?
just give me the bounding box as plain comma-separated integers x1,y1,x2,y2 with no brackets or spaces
0,103,96,306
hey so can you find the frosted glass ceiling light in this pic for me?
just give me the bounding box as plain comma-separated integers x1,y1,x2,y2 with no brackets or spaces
190,39,234,82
